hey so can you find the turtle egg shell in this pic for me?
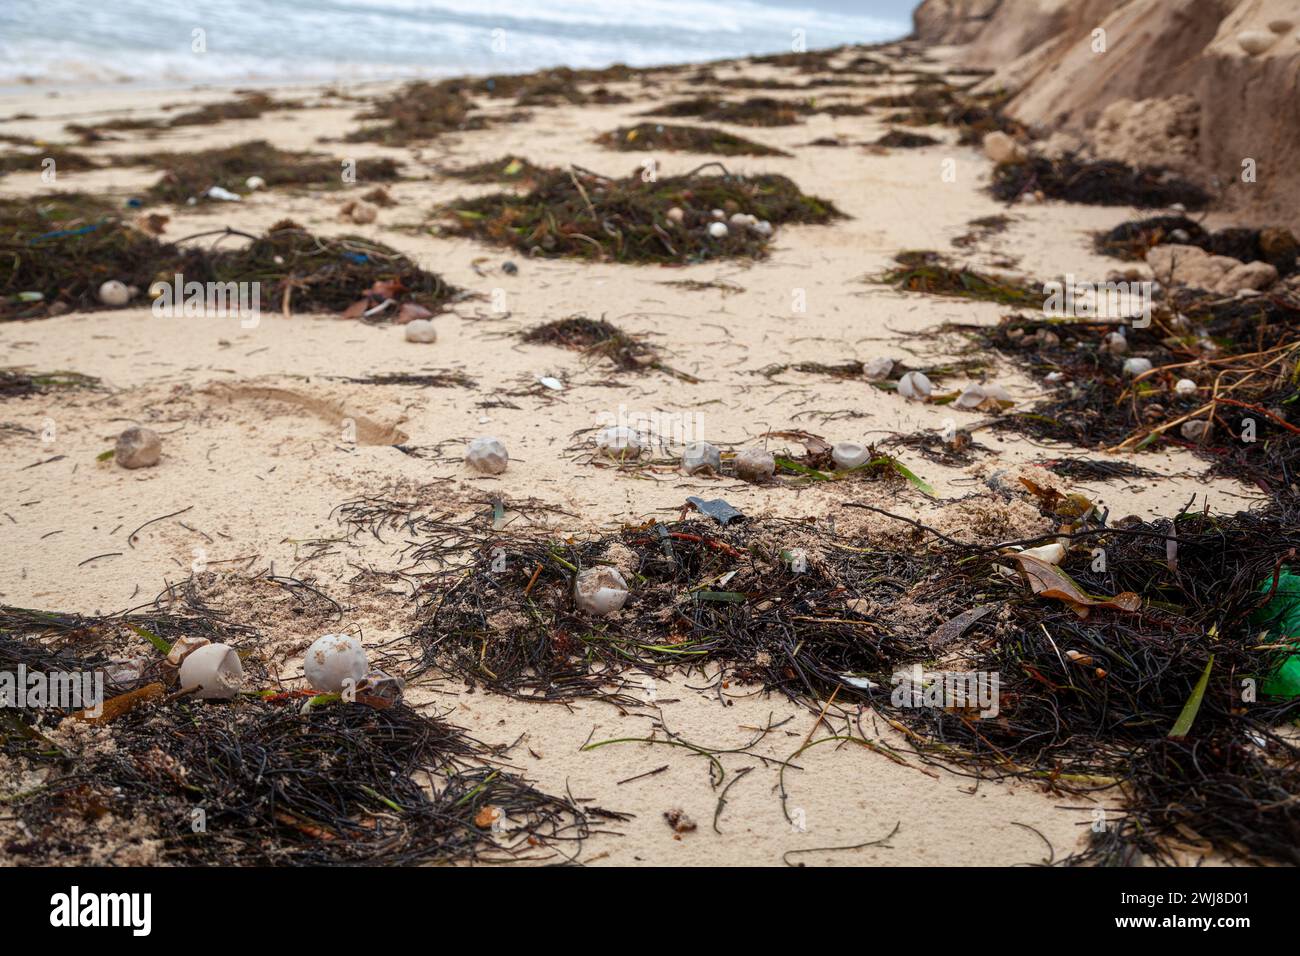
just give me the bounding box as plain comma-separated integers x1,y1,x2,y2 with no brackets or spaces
575,567,630,616
304,634,369,693
179,643,243,700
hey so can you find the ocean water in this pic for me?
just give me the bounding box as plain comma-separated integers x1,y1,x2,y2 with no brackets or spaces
0,0,915,88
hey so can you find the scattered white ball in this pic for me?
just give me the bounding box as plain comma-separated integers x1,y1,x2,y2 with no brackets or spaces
179,643,243,700
595,425,643,459
1181,419,1210,441
733,447,775,483
1238,30,1277,55
711,209,725,220
303,634,368,693
863,356,894,382
681,441,721,475
245,175,266,191
1174,378,1198,397
666,206,684,224
954,384,986,409
98,280,131,307
1101,331,1128,354
1123,357,1153,376
707,221,729,239
466,435,508,474
405,319,437,343
114,425,161,469
752,220,772,237
896,370,932,401
574,567,629,616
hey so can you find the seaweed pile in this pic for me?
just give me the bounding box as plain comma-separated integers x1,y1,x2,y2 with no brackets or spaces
345,80,489,146
878,251,1045,307
0,368,100,399
1,201,458,319
521,314,695,380
442,155,548,185
642,96,810,127
0,607,606,865
439,163,843,264
951,287,1300,492
596,123,789,157
373,491,1300,864
191,220,460,316
1096,215,1298,277
873,129,939,149
469,65,639,107
0,193,187,320
992,155,1211,209
142,140,400,204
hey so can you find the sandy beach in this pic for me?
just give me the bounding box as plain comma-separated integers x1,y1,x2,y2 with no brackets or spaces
1,12,1296,870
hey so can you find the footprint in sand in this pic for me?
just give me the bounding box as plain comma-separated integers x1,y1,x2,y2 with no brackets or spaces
203,383,409,446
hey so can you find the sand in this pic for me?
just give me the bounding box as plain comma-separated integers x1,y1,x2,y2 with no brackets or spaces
0,51,1263,865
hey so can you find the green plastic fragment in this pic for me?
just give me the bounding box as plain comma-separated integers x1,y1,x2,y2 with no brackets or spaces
1252,569,1300,698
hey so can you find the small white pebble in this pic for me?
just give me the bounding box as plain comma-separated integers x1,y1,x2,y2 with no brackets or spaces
707,221,729,239
405,319,437,343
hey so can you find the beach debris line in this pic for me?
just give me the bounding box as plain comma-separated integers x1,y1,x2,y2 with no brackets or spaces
991,153,1211,209
138,140,400,205
596,122,791,157
439,162,843,264
950,284,1300,491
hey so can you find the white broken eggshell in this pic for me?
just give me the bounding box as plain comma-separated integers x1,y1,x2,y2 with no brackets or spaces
896,370,932,402
1174,378,1198,397
303,633,368,693
707,221,729,239
574,567,629,616
681,441,722,475
831,441,871,470
863,356,894,381
953,384,987,409
165,635,211,668
465,435,508,474
179,643,243,699
733,447,775,483
114,425,162,469
1123,357,1153,377
98,280,131,307
404,318,437,343
1101,331,1128,354
595,425,643,459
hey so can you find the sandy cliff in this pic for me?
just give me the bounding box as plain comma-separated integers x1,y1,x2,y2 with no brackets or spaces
914,0,1300,228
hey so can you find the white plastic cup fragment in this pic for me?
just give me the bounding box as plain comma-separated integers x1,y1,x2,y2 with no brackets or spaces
574,567,629,616
179,643,243,699
303,633,368,694
831,441,871,470
466,436,509,474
